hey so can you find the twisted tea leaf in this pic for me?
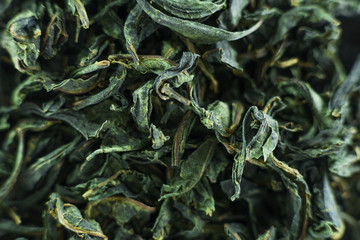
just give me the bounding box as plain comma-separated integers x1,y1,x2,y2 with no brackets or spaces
307,167,344,239
150,123,170,149
154,51,198,101
136,0,263,44
267,154,310,240
86,127,149,161
130,80,154,132
271,5,340,44
7,10,42,69
79,35,109,66
71,0,89,29
47,193,108,239
152,198,172,240
124,4,159,65
231,105,280,200
15,136,80,199
73,65,126,110
2,0,360,239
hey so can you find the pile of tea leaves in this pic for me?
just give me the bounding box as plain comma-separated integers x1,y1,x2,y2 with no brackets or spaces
1,0,360,239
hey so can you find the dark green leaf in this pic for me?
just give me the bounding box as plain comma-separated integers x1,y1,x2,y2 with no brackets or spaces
136,0,263,44
151,0,226,20
160,137,217,199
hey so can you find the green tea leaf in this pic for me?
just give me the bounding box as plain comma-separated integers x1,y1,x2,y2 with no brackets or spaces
151,0,226,19
172,110,196,166
330,54,360,118
47,193,108,239
2,0,360,239
152,199,172,240
72,0,89,29
160,137,217,199
154,51,198,101
231,105,280,200
124,4,159,65
73,65,126,110
130,80,154,132
7,10,42,69
136,0,263,44
0,130,24,201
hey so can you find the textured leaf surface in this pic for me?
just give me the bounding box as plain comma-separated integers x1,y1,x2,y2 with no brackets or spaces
136,0,263,44
1,1,360,239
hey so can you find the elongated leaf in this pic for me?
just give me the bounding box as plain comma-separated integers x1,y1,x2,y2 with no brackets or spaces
86,127,148,161
267,154,310,240
172,110,196,166
2,0,360,239
41,5,68,59
0,130,24,201
231,106,280,200
152,199,172,240
15,137,80,196
330,54,360,117
40,75,99,95
73,65,126,110
136,0,263,44
124,4,159,65
0,220,43,238
72,0,89,29
308,167,344,239
130,80,154,132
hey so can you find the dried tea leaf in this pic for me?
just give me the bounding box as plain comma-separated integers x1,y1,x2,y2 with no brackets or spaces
151,0,226,19
231,105,280,200
124,4,159,65
2,0,360,239
160,138,217,199
130,80,154,132
136,0,263,44
47,193,108,239
172,110,196,166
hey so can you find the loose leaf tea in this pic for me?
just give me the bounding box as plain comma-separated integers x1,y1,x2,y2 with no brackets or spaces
1,0,360,239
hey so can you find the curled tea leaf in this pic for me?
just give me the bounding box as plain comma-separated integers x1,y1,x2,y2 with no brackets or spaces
72,0,89,29
151,0,226,19
47,193,108,239
154,51,198,100
231,106,280,200
136,0,263,44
